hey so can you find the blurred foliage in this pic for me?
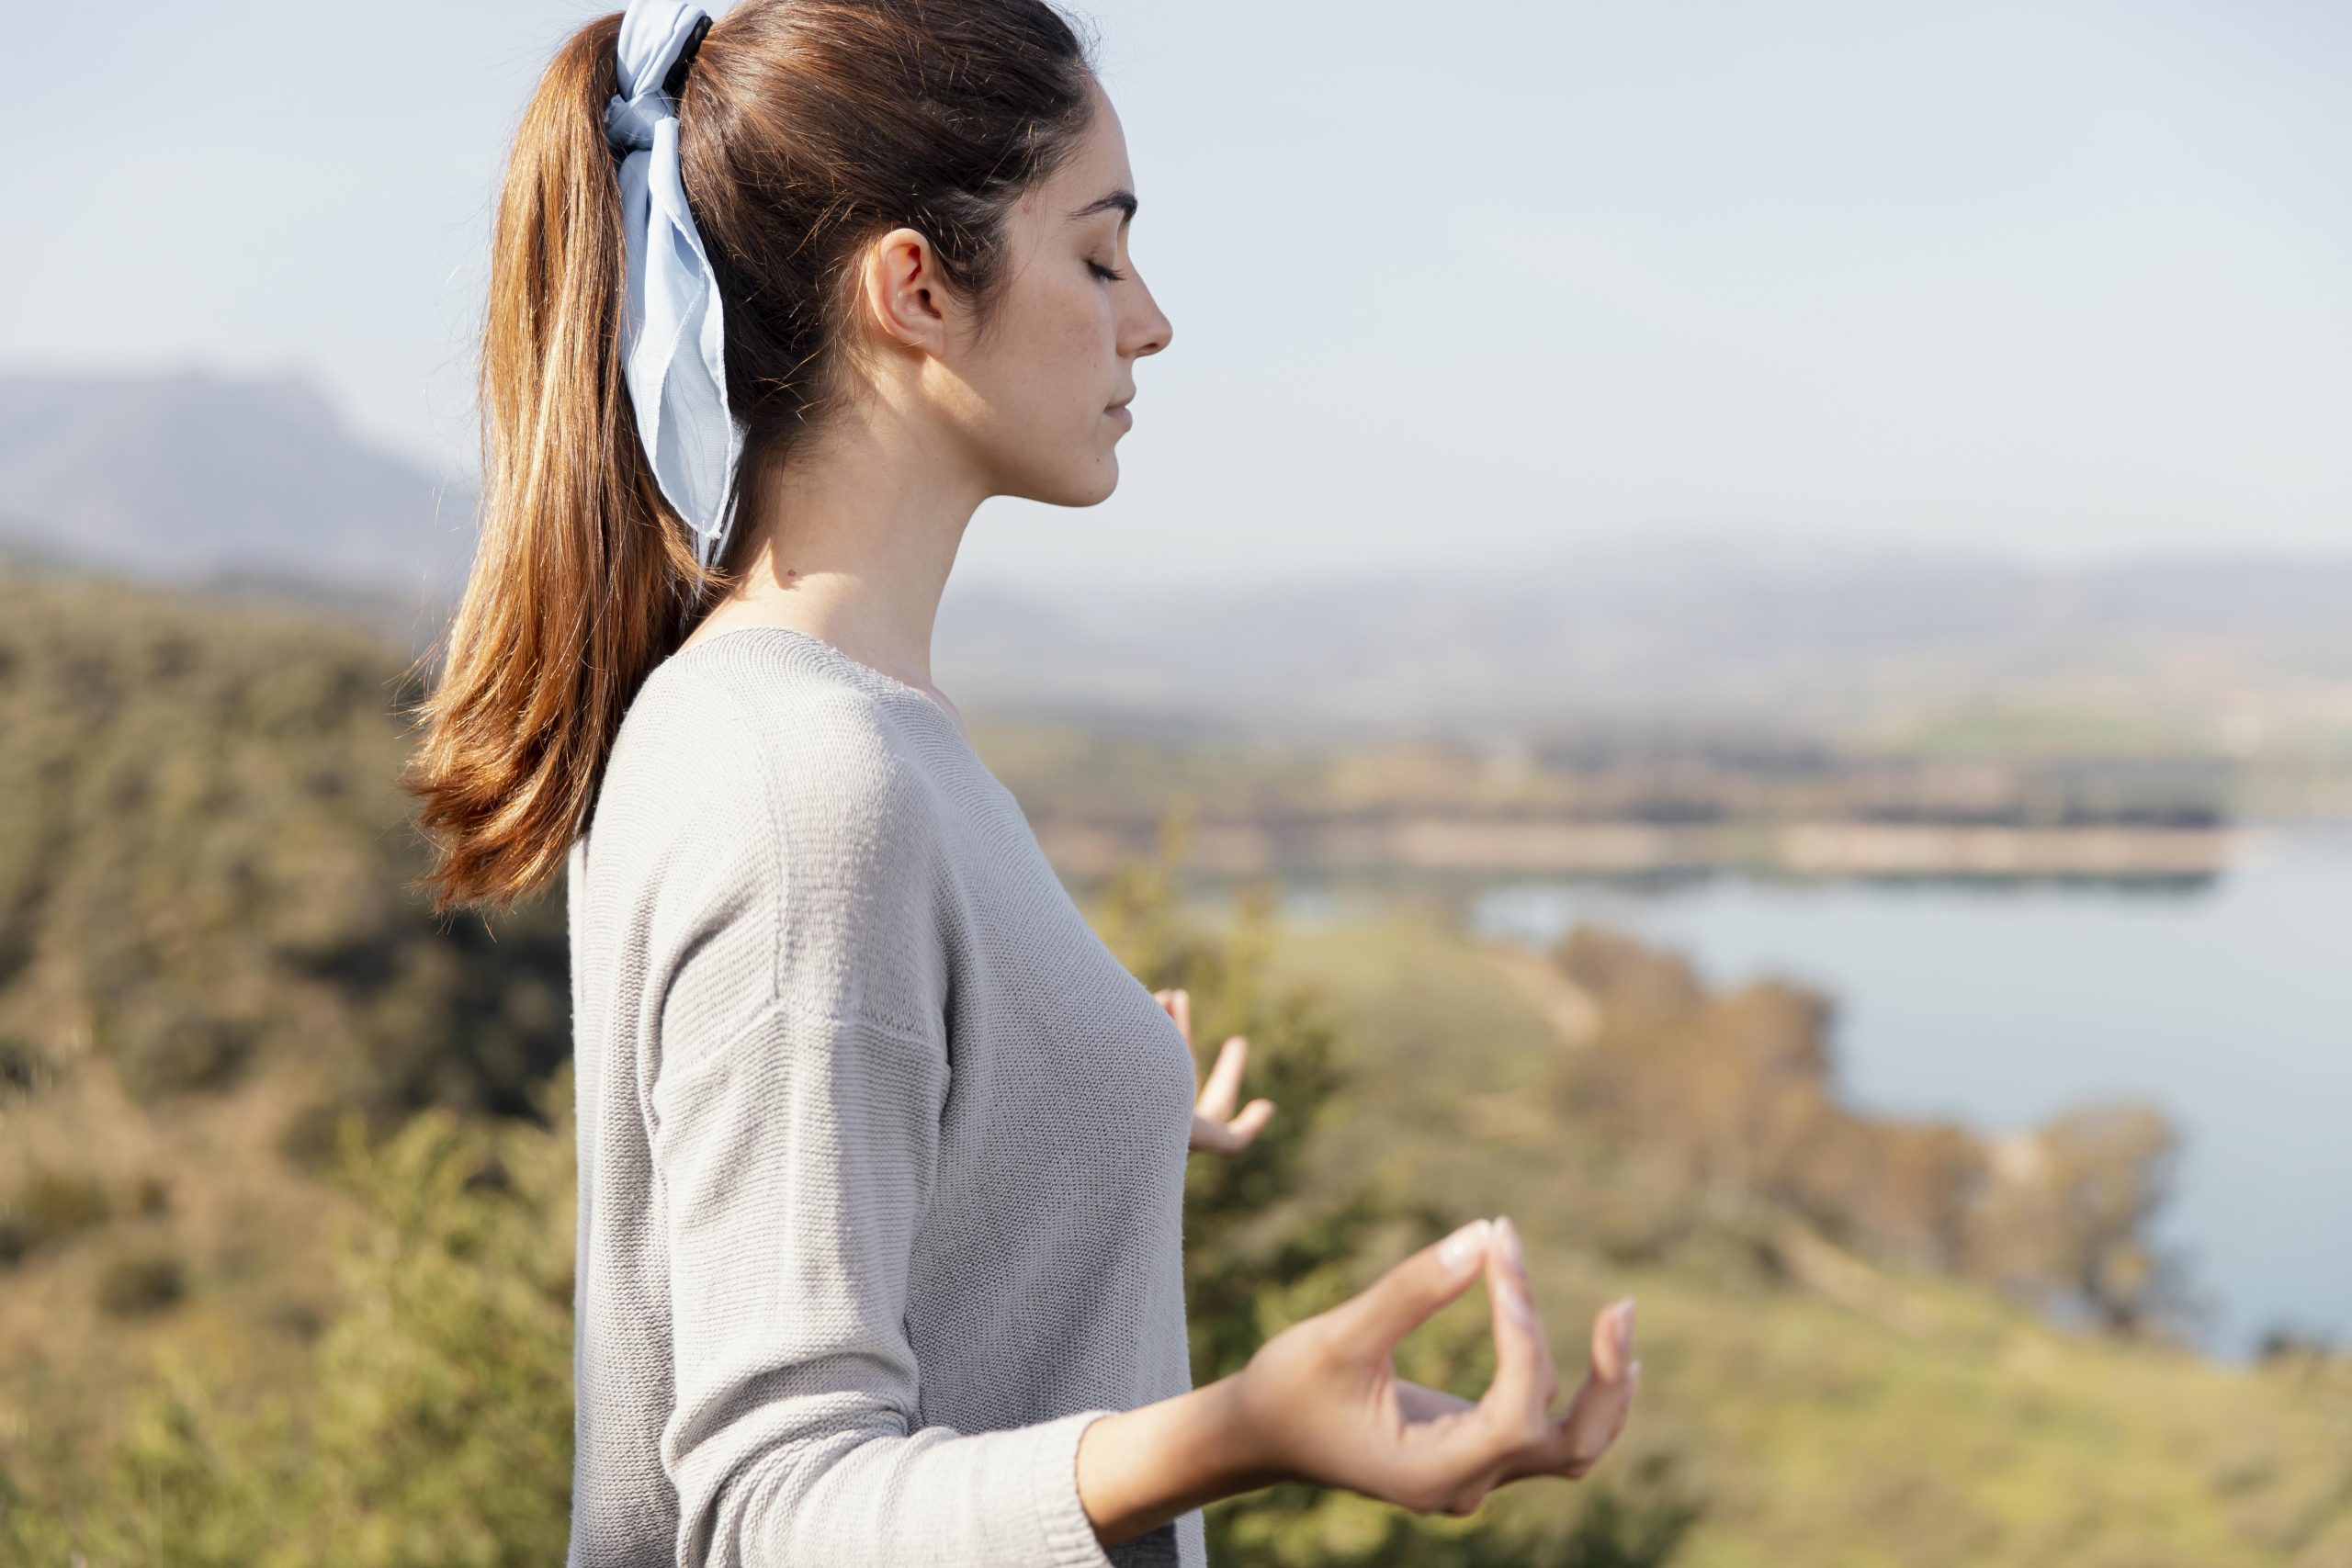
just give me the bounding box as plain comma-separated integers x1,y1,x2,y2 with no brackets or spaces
0,1166,113,1265
5,1086,577,1566
0,567,569,1127
92,1246,187,1319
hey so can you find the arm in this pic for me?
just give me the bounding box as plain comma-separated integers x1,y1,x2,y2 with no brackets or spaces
1075,1373,1288,1545
634,686,1142,1564
650,996,1123,1567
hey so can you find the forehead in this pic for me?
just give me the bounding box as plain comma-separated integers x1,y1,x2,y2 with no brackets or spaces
1044,77,1134,203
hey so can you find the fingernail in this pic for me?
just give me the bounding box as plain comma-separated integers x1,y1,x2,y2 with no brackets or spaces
1438,1217,1490,1273
1496,1214,1526,1271
1612,1298,1635,1362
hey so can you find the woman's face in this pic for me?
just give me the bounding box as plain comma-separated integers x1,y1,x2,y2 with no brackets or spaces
928,75,1174,506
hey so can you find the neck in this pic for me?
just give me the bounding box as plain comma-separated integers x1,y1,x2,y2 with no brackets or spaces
703,405,987,697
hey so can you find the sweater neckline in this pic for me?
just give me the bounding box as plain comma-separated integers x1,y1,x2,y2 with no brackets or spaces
667,622,970,742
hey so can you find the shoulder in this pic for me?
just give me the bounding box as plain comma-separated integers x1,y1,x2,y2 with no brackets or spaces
605,630,947,862
588,632,956,1052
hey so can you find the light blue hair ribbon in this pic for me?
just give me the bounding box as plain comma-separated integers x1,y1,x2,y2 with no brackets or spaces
603,1,744,573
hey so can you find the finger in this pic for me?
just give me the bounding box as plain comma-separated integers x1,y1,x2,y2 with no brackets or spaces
1172,987,1192,1049
1325,1216,1491,1359
1555,1371,1636,1477
1226,1097,1276,1144
1507,1216,1560,1407
1192,1113,1242,1154
1193,1107,1272,1155
1547,1299,1636,1476
1198,1035,1246,1117
1593,1295,1634,1383
1474,1215,1555,1441
1610,1360,1641,1446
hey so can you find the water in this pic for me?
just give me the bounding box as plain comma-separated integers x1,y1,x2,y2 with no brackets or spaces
1290,829,2352,1360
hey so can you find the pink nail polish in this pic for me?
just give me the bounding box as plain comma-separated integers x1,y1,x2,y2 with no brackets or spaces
1510,1280,1538,1327
1497,1214,1526,1271
1438,1218,1489,1273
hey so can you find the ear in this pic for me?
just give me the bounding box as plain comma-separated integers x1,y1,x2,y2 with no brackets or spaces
857,226,956,358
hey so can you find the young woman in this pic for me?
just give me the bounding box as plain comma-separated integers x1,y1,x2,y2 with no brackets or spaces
404,2,1639,1563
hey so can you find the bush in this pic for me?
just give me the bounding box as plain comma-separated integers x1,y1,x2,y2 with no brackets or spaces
0,1031,49,1098
96,1248,187,1317
1,1166,113,1266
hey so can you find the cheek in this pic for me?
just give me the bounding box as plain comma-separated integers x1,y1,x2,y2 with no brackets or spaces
1025,275,1116,394
971,268,1117,436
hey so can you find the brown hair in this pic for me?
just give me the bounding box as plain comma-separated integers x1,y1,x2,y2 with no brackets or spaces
400,0,1099,917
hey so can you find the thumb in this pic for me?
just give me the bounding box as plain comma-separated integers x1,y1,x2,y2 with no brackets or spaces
1326,1217,1493,1359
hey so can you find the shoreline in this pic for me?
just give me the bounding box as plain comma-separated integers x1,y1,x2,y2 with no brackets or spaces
1035,812,2242,885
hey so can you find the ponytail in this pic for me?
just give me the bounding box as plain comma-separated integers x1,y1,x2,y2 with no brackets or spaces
401,14,729,918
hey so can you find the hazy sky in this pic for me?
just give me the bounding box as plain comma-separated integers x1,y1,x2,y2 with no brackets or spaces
14,0,2349,590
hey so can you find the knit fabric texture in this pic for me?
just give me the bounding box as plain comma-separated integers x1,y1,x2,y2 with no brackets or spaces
564,625,1206,1568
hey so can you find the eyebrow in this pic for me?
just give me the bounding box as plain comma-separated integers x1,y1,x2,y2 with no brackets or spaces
1069,188,1136,226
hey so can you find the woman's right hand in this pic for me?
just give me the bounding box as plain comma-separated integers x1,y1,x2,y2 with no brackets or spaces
1227,1215,1640,1517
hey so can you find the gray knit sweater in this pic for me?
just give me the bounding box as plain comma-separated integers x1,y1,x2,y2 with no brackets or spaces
564,625,1207,1568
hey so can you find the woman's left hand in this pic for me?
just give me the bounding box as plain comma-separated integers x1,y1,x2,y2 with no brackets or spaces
1155,987,1277,1155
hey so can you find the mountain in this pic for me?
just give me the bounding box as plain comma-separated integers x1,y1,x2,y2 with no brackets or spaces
940,539,2352,749
6,367,2348,752
0,368,478,642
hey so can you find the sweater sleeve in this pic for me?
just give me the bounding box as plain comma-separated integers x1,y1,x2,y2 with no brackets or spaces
643,710,1124,1568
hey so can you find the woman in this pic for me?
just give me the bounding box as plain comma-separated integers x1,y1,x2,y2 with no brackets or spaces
403,2,1640,1563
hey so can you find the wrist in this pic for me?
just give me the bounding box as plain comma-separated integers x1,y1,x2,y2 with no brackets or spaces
1074,1372,1289,1546
1200,1366,1295,1494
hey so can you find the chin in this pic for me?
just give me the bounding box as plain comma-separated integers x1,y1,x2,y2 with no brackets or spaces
1026,455,1120,508
1076,458,1120,506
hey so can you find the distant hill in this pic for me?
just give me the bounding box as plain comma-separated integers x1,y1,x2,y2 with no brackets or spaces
0,368,477,646
6,367,2348,754
940,540,2352,751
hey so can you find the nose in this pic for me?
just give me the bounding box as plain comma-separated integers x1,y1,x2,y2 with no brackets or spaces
1125,269,1173,359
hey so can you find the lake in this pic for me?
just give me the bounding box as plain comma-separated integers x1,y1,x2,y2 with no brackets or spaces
1284,827,2352,1361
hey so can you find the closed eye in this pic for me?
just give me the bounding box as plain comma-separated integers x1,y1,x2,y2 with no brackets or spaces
1089,259,1129,282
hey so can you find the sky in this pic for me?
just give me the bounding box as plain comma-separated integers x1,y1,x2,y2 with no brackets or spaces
12,0,2350,592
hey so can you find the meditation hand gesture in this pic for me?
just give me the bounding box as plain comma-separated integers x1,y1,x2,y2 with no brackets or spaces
1155,987,1276,1155
1227,1215,1640,1515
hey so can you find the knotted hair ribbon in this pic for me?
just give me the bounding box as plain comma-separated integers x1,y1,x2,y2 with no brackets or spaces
603,1,743,572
